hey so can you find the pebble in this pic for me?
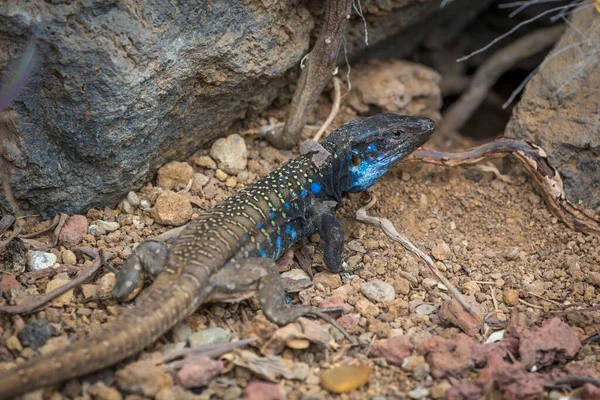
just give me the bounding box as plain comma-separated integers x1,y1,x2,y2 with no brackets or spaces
223,386,243,400
0,274,21,295
586,272,600,287
462,281,480,293
81,284,98,299
319,294,353,314
152,191,192,226
39,336,69,355
491,180,506,191
156,161,193,191
61,250,77,265
193,173,210,188
337,314,360,331
188,327,232,347
119,199,134,214
370,335,413,365
320,363,371,393
46,273,74,306
244,381,282,400
504,289,520,306
176,357,223,388
312,272,342,289
97,272,117,295
210,134,248,175
58,215,88,246
95,220,120,232
528,193,541,204
225,177,237,188
215,169,228,182
6,335,23,352
360,280,395,302
438,298,482,336
419,193,428,210
355,299,380,317
430,381,452,399
26,250,57,271
395,277,411,295
194,155,217,170
260,146,289,163
156,388,176,400
88,224,105,236
291,362,310,380
171,322,193,343
138,199,151,210
116,359,173,397
127,191,140,206
18,319,52,349
504,248,520,261
408,388,429,399
88,382,123,400
415,304,437,316
281,268,311,282
431,242,452,261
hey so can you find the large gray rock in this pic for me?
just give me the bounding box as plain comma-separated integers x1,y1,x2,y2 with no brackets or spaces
0,1,313,216
505,7,600,209
0,0,486,217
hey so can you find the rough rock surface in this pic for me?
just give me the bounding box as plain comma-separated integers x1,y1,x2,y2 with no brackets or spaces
0,0,490,217
505,7,600,209
346,59,442,122
0,1,314,216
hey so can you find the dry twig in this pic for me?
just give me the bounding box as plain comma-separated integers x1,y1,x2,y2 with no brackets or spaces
355,193,479,319
313,76,342,142
402,138,600,236
164,338,256,369
18,214,61,239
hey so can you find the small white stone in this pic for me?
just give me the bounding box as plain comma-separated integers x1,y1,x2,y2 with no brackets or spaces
360,280,395,302
95,220,120,232
26,251,57,271
127,191,141,206
408,387,429,399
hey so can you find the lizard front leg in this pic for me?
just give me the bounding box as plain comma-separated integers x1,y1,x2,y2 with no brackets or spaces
112,240,168,301
312,199,344,273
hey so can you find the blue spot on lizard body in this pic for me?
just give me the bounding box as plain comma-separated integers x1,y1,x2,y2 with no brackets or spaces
310,182,321,194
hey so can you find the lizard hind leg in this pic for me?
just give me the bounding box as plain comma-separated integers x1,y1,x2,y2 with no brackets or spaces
213,257,354,342
112,240,169,301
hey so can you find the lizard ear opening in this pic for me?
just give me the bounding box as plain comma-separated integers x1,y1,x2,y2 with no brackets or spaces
351,154,361,167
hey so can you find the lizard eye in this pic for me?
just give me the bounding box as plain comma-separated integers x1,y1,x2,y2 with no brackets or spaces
393,129,403,137
351,154,361,167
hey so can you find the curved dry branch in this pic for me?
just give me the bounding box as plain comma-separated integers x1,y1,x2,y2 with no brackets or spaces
402,138,600,236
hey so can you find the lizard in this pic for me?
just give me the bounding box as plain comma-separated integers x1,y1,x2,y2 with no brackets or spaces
0,113,435,399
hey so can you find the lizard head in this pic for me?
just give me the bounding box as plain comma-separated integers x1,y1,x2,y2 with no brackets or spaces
325,113,435,193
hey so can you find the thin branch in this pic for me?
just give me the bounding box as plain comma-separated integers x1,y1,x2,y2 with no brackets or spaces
355,193,480,319
456,2,582,62
313,76,341,142
402,139,600,236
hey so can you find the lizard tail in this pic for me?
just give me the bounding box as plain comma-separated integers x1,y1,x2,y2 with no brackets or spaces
0,274,203,399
